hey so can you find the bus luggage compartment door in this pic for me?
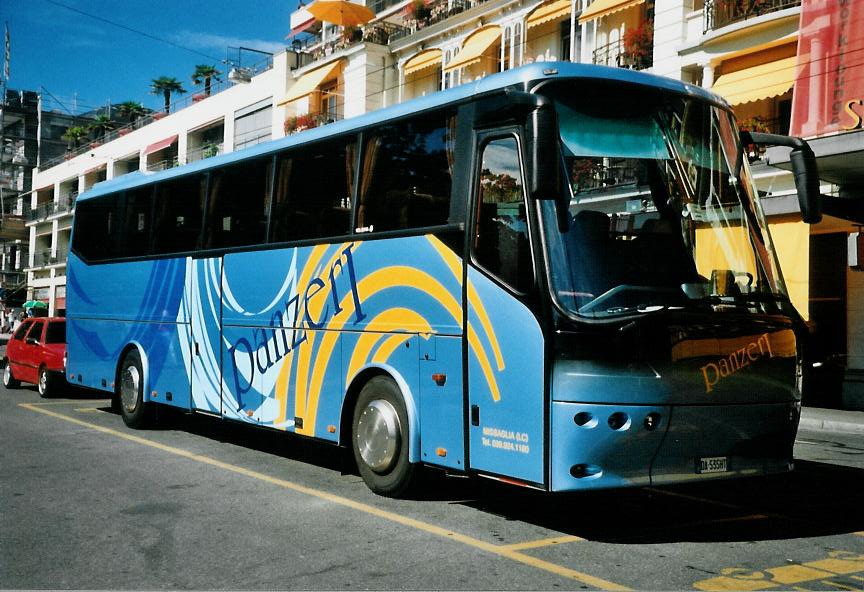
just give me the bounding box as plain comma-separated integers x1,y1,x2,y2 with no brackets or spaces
466,268,545,485
649,403,798,484
187,256,224,416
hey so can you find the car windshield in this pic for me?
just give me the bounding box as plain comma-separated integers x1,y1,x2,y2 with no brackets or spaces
45,321,66,344
540,81,790,319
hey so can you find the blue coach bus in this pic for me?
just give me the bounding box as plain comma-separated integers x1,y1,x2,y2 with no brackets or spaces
67,62,821,496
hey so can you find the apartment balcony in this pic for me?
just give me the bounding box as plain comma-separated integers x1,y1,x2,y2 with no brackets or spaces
185,142,224,164
30,248,66,269
703,0,801,33
146,156,182,173
388,0,482,42
294,22,409,62
592,39,652,71
284,110,345,135
25,195,76,223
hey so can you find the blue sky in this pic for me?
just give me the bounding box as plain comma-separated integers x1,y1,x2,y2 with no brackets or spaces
3,0,297,115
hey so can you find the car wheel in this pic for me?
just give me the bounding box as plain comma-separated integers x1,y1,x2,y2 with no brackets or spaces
352,375,417,497
37,367,53,398
3,362,20,389
118,349,153,429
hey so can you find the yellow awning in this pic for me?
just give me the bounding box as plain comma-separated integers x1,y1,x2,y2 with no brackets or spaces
527,0,571,29
404,49,443,76
711,56,798,105
579,0,644,22
279,60,343,105
444,26,502,73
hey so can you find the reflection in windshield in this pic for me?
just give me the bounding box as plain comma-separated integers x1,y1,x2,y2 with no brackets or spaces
542,82,789,319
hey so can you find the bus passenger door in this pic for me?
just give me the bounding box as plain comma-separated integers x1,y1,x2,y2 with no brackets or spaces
466,135,545,486
187,256,224,416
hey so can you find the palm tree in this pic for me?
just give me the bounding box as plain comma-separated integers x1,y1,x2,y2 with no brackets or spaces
61,126,88,149
87,114,116,140
150,76,187,113
191,64,222,97
114,101,147,123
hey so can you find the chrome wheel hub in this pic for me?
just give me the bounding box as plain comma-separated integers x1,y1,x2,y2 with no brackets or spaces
120,364,140,414
356,399,401,473
38,371,46,394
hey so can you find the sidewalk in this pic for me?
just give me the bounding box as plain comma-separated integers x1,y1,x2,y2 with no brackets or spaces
800,406,864,435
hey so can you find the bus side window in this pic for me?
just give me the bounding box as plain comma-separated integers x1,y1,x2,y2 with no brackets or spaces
120,187,154,258
473,137,533,293
152,173,206,255
357,112,455,233
72,196,117,261
205,156,272,249
270,138,355,243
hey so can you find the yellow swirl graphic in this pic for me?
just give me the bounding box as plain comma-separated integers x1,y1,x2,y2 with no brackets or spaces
274,238,505,437
426,236,504,371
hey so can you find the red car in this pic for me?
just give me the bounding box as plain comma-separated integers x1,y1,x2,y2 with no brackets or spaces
3,317,67,397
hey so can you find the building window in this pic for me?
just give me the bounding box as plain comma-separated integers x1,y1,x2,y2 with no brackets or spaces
234,98,273,151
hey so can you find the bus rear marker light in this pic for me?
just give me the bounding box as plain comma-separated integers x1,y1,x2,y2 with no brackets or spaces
436,448,447,457
327,425,336,433
151,390,158,398
432,373,446,386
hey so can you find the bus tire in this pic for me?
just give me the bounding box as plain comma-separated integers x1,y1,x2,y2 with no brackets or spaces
351,375,417,497
118,349,153,429
3,362,19,389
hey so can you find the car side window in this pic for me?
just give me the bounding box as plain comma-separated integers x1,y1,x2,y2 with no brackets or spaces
12,321,32,341
45,322,66,345
25,321,44,344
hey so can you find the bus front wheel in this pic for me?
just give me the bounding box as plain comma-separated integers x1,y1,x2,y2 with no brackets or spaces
351,376,417,497
118,349,153,429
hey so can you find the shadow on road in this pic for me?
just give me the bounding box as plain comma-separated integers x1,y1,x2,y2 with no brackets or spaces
94,404,864,545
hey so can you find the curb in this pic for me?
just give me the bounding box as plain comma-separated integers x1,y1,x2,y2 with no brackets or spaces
799,409,864,436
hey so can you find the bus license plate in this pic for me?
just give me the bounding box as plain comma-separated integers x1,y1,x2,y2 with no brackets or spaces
697,456,727,474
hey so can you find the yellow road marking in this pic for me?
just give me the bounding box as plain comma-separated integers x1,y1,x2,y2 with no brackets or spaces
75,408,102,413
19,403,630,591
499,535,584,551
26,400,106,406
854,532,864,537
766,565,834,585
820,581,860,591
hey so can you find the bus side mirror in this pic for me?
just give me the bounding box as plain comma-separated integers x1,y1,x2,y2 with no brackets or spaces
741,131,822,224
528,101,567,231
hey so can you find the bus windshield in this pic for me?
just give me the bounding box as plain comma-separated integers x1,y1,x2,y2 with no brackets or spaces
540,82,790,319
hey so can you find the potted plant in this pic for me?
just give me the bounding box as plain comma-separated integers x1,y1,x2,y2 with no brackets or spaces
408,0,431,24
342,25,363,43
621,22,653,69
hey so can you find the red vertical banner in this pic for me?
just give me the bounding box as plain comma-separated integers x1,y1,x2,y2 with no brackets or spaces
790,0,864,137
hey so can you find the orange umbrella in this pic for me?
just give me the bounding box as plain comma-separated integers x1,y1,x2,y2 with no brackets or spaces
307,0,375,25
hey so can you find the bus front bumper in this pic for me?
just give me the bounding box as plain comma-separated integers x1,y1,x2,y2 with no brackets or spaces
550,401,799,492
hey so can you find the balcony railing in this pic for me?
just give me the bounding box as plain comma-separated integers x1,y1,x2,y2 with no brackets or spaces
185,142,224,164
592,39,652,71
39,56,273,172
146,156,181,173
25,196,76,222
30,249,65,268
389,0,487,42
284,111,345,135
294,22,409,62
703,0,801,33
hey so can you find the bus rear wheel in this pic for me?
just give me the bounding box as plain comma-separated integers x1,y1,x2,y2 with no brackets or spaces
352,376,417,497
118,349,153,429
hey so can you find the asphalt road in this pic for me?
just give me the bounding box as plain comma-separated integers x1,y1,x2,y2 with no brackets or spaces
2,381,863,591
